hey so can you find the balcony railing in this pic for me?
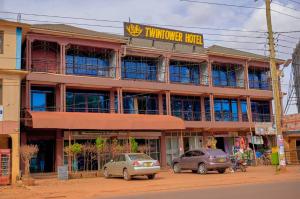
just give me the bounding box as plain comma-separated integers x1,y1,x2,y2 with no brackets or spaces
242,113,249,122
213,79,245,88
31,59,60,74
215,112,239,122
31,106,57,112
172,110,201,121
66,107,110,113
252,113,271,122
170,75,209,86
249,80,271,90
123,109,159,115
66,65,116,78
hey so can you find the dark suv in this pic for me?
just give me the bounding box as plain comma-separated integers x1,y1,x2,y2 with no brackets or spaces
172,149,231,174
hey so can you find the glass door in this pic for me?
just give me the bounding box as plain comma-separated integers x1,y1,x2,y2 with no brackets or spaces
166,137,179,166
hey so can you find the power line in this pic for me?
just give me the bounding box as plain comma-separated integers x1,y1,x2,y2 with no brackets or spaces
271,1,300,12
0,10,267,33
180,0,300,20
287,0,300,5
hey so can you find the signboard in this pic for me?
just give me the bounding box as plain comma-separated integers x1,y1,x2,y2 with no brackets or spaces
0,106,3,121
57,165,68,180
124,22,204,47
255,123,276,135
277,135,286,166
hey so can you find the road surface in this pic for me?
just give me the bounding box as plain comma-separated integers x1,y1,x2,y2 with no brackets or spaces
103,180,300,199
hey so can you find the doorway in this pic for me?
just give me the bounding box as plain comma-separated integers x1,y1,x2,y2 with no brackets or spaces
216,137,225,151
296,140,300,162
28,140,55,173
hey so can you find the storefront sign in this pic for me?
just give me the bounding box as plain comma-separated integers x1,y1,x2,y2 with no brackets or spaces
0,105,3,121
255,123,276,135
277,135,286,166
124,22,204,47
57,165,68,180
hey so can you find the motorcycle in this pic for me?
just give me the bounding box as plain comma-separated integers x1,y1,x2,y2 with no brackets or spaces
230,156,247,172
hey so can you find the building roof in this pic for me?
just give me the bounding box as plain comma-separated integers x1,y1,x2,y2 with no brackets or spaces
28,111,186,130
0,19,30,28
31,23,127,43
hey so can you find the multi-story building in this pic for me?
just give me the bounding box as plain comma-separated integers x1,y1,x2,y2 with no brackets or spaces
0,20,28,184
20,23,283,173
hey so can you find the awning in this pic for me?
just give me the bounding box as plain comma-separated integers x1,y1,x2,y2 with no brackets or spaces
28,112,185,130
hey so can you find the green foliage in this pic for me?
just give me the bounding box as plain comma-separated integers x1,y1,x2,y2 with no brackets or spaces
95,137,106,151
71,143,82,155
129,137,138,153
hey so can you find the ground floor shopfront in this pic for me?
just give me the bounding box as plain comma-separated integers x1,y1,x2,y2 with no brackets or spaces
21,128,277,173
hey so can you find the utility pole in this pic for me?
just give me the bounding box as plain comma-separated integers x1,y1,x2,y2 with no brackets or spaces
265,0,286,169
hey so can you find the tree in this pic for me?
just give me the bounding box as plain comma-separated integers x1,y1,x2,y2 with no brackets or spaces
129,137,138,153
95,137,107,170
64,143,82,172
20,145,39,177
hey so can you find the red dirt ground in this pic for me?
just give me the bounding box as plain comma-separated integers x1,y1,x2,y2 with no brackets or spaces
1,166,299,199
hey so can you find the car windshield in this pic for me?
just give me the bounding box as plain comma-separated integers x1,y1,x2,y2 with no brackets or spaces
128,154,153,161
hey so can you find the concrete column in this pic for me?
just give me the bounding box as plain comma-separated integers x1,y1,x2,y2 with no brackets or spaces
201,96,205,121
238,98,242,122
158,93,163,115
56,84,66,112
25,81,31,111
165,56,170,83
26,38,32,71
117,88,123,113
269,101,273,123
116,50,122,80
165,91,171,115
110,90,115,113
160,134,167,168
55,130,64,171
60,43,66,74
209,94,215,121
10,133,20,184
207,59,212,87
246,96,253,122
245,60,249,90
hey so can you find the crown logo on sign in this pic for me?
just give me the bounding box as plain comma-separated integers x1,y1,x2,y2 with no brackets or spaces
126,24,143,37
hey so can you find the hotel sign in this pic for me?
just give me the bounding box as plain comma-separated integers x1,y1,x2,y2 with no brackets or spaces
124,22,204,47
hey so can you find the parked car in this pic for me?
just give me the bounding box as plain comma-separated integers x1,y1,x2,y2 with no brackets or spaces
103,153,160,180
172,149,231,174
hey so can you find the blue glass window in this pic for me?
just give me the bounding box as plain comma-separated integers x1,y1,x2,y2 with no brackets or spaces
241,100,248,121
31,87,55,111
248,68,270,90
214,98,238,122
212,63,241,87
251,100,271,122
123,93,158,114
171,96,201,121
122,56,158,81
169,61,200,85
66,45,111,77
66,90,110,113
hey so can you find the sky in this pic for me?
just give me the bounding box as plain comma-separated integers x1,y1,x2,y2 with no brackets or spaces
1,0,300,114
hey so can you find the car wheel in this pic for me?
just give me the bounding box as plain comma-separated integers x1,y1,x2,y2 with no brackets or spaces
197,163,207,175
217,168,226,174
173,163,181,173
192,170,197,173
147,174,156,180
104,167,110,178
123,169,131,181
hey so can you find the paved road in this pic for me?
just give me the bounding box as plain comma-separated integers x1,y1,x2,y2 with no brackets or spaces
102,180,300,199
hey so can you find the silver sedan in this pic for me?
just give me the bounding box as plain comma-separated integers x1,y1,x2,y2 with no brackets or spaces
103,153,160,180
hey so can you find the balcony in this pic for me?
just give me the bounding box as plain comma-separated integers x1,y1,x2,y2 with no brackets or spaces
121,56,164,82
172,110,201,121
252,113,271,122
215,111,239,122
248,68,271,90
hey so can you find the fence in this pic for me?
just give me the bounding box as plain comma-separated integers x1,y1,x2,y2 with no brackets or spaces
285,149,300,165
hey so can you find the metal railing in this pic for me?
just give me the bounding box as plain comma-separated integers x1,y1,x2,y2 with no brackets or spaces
252,113,272,122
66,65,116,78
215,112,239,122
172,110,201,121
123,109,159,115
31,59,60,74
249,80,272,90
284,150,300,165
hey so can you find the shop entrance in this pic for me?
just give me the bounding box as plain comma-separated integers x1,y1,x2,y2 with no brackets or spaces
216,137,225,152
28,140,55,173
296,140,300,161
136,139,160,161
